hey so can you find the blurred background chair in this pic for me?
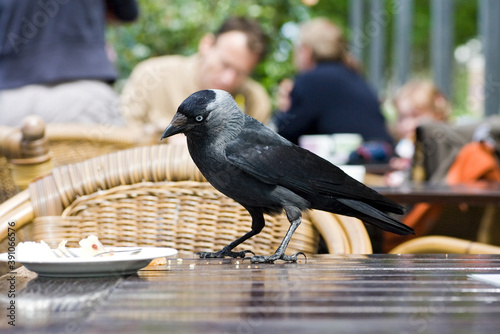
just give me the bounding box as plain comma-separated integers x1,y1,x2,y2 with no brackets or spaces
411,116,500,184
389,236,500,254
0,144,373,273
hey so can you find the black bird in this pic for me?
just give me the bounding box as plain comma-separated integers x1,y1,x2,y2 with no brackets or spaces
161,89,414,263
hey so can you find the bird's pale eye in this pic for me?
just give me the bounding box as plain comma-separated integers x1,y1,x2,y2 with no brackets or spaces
195,115,204,122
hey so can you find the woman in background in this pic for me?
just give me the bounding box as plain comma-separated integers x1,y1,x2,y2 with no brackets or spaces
273,18,394,155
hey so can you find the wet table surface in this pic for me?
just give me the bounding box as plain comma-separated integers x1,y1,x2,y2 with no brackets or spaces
375,182,500,205
2,254,500,333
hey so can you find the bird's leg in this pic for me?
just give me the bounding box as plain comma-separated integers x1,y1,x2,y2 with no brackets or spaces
250,206,305,263
197,208,265,259
196,230,257,259
249,218,302,263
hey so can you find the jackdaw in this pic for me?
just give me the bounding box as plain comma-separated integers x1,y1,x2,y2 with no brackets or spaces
161,89,414,263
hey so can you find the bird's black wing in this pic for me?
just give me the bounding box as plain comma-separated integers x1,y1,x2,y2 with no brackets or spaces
225,122,404,215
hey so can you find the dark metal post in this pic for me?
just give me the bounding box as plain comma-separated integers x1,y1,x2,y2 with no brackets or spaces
430,0,454,99
393,0,413,88
368,0,387,96
349,0,365,64
481,0,500,116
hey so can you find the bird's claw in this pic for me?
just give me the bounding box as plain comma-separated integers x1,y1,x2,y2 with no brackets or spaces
196,249,254,259
247,252,307,264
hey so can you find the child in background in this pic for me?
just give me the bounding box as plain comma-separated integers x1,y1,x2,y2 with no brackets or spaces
386,80,451,186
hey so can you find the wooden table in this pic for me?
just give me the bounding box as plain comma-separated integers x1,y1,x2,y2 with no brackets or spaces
375,182,500,205
2,254,500,333
375,182,500,245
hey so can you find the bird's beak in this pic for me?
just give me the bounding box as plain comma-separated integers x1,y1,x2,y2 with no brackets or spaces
161,113,188,140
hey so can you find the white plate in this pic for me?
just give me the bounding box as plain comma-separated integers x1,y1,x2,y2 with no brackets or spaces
0,247,177,277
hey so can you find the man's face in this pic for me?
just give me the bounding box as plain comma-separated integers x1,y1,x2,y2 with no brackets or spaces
198,31,260,93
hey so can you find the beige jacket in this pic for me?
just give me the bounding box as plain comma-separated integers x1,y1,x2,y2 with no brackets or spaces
120,54,271,132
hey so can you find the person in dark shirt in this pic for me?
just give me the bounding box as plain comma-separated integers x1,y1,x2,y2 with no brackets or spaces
273,18,393,159
0,0,138,126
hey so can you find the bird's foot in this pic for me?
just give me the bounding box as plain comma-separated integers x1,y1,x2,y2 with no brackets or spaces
247,252,307,264
196,249,255,259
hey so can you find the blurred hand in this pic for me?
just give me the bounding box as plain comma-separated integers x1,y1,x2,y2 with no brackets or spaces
384,157,412,187
389,157,412,171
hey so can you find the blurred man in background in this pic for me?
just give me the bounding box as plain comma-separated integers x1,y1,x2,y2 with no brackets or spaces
120,16,271,140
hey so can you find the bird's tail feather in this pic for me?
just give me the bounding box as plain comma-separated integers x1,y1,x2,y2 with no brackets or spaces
337,198,414,236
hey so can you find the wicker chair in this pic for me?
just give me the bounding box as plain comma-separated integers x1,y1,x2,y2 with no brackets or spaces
0,144,372,263
389,236,500,254
0,116,156,203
